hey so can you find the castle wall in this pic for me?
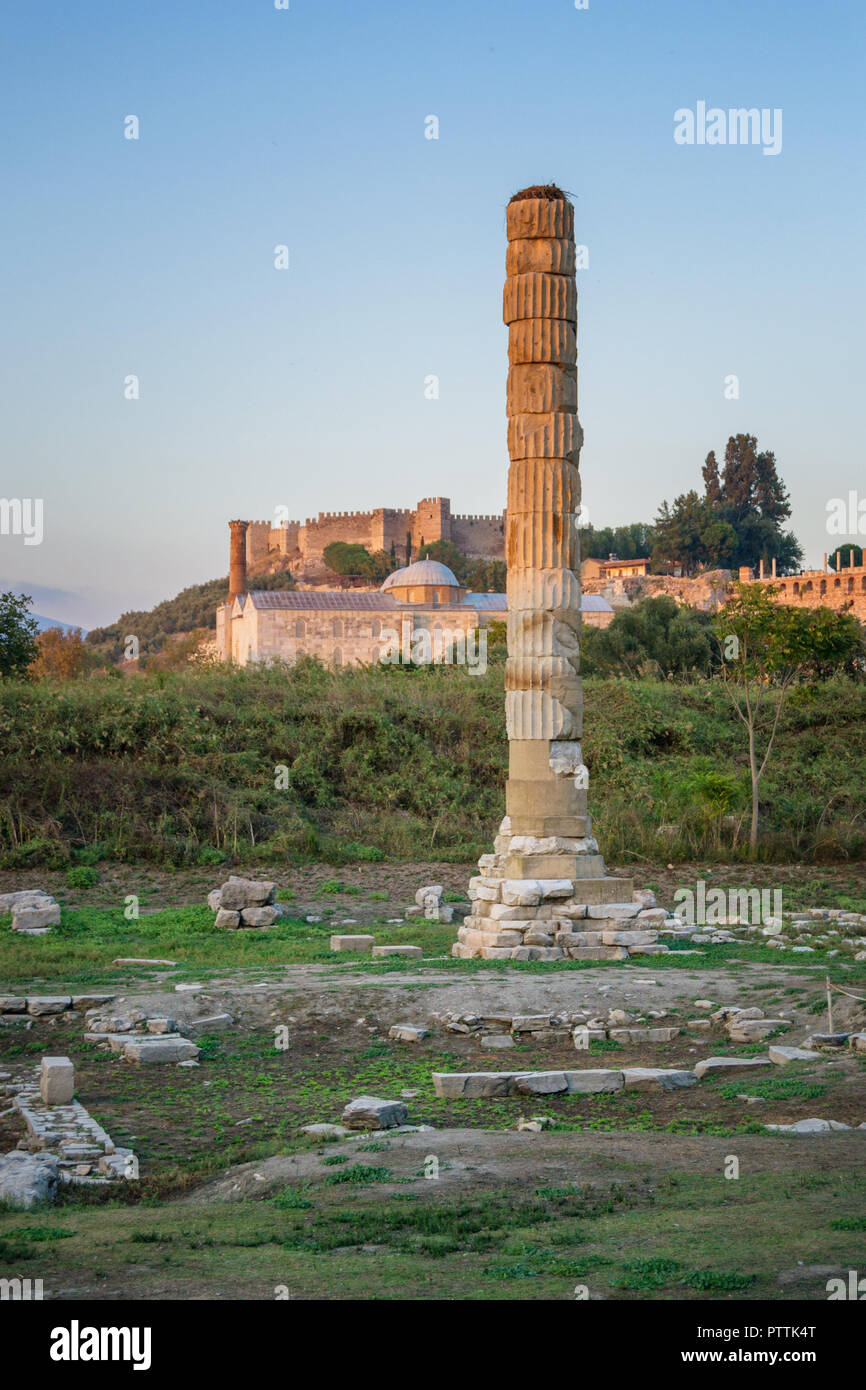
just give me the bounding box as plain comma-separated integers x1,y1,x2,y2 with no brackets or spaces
245,519,301,570
238,500,506,572
246,521,271,572
370,508,414,556
411,497,451,551
752,566,866,621
272,521,301,555
451,512,506,559
298,510,377,561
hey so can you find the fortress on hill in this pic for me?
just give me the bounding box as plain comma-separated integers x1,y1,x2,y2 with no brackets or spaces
242,496,505,579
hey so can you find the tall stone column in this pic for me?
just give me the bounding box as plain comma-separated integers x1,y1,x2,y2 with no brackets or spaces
455,186,643,963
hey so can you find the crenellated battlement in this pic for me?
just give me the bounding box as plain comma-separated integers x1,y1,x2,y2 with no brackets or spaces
237,497,506,570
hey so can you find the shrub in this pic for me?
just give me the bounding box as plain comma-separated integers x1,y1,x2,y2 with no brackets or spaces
65,865,99,889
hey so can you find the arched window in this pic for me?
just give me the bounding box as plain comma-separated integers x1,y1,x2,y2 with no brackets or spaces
294,618,305,639
332,618,343,639
793,581,800,595
848,577,855,593
820,579,827,595
834,577,841,588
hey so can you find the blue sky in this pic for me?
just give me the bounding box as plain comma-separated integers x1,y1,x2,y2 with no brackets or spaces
2,0,864,627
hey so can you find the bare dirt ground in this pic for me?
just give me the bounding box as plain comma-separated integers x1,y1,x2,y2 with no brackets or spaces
197,1125,866,1203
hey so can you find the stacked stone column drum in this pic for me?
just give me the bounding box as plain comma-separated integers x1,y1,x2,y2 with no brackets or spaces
455,187,641,963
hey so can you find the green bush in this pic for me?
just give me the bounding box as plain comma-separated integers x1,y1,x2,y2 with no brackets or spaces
65,865,99,889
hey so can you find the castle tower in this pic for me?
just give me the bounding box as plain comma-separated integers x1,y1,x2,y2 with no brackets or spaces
455,186,638,963
228,519,249,601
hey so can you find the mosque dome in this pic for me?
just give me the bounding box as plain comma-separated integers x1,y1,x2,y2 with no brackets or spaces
381,560,459,591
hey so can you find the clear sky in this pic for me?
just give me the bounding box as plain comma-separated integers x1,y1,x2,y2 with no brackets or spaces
2,0,864,627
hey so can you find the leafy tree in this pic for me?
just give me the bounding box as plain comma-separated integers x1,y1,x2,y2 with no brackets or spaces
654,435,803,574
322,542,398,584
579,522,654,562
581,596,716,678
0,592,38,679
322,542,373,577
701,451,723,506
714,583,863,850
651,493,735,574
32,626,92,680
464,557,506,592
829,544,863,571
417,539,468,579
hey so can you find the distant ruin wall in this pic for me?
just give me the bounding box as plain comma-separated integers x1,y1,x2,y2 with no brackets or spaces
751,567,866,622
581,571,733,613
582,565,866,622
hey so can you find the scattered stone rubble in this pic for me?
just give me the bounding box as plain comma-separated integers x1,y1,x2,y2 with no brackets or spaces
0,889,61,933
432,1068,696,1097
209,877,286,929
330,934,375,952
428,1006,679,1048
1,993,115,1029
423,995,865,1120
341,1096,409,1130
330,934,423,956
84,1005,200,1063
407,885,453,923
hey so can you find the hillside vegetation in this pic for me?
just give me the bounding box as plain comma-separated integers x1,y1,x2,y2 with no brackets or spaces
0,662,864,868
85,566,296,661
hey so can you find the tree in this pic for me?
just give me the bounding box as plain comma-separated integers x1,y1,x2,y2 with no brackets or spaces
579,522,654,562
322,542,398,584
702,450,722,506
322,542,372,577
829,544,863,571
32,626,91,680
464,557,506,592
655,435,803,574
582,596,716,678
0,592,38,679
417,539,468,580
714,583,863,851
651,492,725,574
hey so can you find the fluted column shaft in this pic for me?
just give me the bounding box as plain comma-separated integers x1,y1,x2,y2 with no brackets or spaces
503,191,584,838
